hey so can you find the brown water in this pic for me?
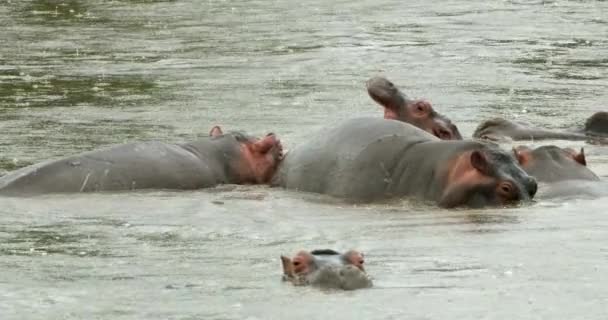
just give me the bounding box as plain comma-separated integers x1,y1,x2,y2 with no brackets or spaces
0,0,607,319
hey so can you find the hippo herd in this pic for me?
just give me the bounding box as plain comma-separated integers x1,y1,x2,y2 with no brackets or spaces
0,76,606,290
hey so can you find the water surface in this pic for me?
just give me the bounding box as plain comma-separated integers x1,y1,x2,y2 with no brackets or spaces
1,0,607,319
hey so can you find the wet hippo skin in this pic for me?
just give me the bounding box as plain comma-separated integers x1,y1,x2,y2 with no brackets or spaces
273,118,537,208
0,126,283,195
473,112,608,143
513,145,607,199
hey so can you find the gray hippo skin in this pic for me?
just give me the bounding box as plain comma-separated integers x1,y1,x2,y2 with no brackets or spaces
513,145,607,199
473,112,608,143
0,126,282,196
585,111,608,137
513,145,599,183
273,118,537,208
366,76,462,140
281,249,372,290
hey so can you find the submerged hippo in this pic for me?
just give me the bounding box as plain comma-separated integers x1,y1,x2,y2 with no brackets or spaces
473,112,608,142
0,126,283,195
512,145,606,199
281,249,372,290
585,111,608,137
366,76,462,140
512,145,599,183
273,118,537,208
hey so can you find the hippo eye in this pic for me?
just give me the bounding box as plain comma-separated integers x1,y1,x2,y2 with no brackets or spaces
438,129,451,139
498,182,514,196
292,261,301,267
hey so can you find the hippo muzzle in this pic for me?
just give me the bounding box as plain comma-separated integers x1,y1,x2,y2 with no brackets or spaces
281,249,373,290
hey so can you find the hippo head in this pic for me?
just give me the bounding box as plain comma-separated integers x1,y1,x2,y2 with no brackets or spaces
472,118,523,142
366,76,462,140
512,145,599,183
439,144,538,208
280,249,373,290
585,111,608,137
209,126,283,184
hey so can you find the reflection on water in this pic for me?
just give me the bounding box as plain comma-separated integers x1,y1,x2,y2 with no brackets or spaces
0,0,608,319
0,70,158,108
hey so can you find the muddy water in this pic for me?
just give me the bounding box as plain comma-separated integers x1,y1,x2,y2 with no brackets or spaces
1,0,607,319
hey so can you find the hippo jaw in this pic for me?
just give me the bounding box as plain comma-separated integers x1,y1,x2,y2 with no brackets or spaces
284,265,373,290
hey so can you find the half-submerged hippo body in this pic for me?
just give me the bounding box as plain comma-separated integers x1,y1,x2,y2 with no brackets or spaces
281,249,372,290
474,112,608,143
0,127,282,196
513,145,607,199
273,118,537,208
366,76,462,140
513,145,599,183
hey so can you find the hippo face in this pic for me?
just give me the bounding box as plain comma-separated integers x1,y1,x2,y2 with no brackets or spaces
513,145,599,183
209,126,283,184
472,118,523,142
439,146,538,208
280,249,373,290
585,111,608,137
366,76,462,140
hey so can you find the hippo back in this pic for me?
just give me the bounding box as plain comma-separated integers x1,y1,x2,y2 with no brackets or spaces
0,141,225,195
273,118,436,201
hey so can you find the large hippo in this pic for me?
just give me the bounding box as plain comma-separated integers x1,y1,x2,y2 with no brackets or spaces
366,76,462,140
512,145,607,199
273,118,537,208
0,126,283,195
473,112,608,143
281,249,372,290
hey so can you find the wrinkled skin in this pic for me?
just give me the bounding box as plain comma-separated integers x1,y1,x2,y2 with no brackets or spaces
0,126,283,196
273,118,537,208
474,112,608,143
366,76,462,140
513,145,607,199
513,145,599,183
280,249,372,290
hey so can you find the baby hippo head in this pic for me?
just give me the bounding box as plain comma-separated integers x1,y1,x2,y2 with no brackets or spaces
280,249,373,290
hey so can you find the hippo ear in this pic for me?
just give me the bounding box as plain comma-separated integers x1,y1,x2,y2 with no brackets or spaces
280,255,294,279
470,150,491,175
512,146,531,166
574,148,587,166
209,126,223,137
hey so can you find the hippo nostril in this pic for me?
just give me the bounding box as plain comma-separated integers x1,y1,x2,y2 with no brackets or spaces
266,133,275,137
527,178,538,197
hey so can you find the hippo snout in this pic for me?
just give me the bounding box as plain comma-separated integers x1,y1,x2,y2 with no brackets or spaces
313,265,373,290
526,177,538,198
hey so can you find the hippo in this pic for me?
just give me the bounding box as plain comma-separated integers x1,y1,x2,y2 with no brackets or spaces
473,112,608,142
281,249,372,290
512,145,599,183
0,126,283,196
585,111,608,137
512,145,607,199
366,76,462,140
272,117,537,208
